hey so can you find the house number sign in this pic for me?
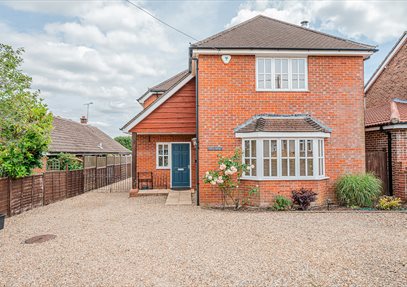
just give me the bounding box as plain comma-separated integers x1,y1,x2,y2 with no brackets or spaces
207,146,223,151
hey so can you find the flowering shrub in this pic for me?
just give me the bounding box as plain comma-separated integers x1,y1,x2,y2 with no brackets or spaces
203,149,257,209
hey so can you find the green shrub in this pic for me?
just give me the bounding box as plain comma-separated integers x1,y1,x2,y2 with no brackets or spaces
335,173,382,207
377,196,402,210
272,195,292,211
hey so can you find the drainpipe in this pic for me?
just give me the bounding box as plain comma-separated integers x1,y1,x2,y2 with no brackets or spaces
386,130,393,196
190,48,199,206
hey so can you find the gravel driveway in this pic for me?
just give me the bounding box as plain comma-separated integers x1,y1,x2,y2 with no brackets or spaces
0,192,406,287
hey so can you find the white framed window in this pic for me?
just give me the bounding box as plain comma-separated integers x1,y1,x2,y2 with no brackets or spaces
156,143,170,169
243,139,257,177
242,138,325,180
256,57,308,91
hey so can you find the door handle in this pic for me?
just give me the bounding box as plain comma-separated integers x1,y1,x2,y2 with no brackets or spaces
177,168,184,171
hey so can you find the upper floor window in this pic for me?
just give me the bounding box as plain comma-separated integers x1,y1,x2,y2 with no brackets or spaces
156,143,170,169
256,58,307,91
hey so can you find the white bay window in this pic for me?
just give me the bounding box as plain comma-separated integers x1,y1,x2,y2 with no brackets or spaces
256,58,307,91
242,138,325,180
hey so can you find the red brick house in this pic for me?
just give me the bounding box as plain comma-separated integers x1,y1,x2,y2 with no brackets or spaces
122,15,376,206
365,32,407,201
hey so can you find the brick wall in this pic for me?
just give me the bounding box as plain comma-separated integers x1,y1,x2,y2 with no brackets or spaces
366,39,407,108
136,134,196,189
365,130,387,153
198,55,366,206
390,129,407,200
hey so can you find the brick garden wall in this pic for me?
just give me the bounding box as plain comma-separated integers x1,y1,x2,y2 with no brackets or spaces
198,55,366,206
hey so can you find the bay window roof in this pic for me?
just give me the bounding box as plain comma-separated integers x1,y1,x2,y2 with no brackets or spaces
234,114,331,134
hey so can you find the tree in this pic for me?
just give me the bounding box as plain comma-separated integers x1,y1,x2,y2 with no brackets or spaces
0,44,53,178
114,135,131,150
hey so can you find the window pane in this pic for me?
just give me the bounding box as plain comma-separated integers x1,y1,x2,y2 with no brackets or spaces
275,59,281,73
158,145,163,155
282,74,288,89
308,159,313,176
307,140,313,157
292,75,298,89
264,159,270,176
299,74,305,89
244,140,250,156
252,159,257,176
251,140,256,157
289,140,295,157
275,74,281,89
258,59,264,73
299,59,305,73
300,159,306,176
245,159,250,166
265,59,271,73
164,156,169,167
299,140,305,157
271,159,278,176
263,140,269,157
258,74,264,89
319,159,324,176
289,159,296,176
282,140,287,157
292,59,298,73
265,74,272,89
282,59,288,73
271,140,277,157
164,145,169,155
159,157,163,167
282,159,288,176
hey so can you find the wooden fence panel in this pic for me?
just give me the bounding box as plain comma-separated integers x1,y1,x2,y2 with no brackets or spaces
366,151,388,195
0,178,9,215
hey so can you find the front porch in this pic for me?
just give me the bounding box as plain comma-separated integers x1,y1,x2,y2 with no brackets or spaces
130,188,194,205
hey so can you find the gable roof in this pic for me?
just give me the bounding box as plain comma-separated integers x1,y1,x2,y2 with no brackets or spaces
235,114,332,133
137,70,190,104
365,98,407,127
192,15,376,51
121,73,195,132
50,116,130,155
365,31,407,93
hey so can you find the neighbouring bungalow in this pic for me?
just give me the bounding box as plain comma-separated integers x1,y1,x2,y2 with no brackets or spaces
365,32,407,201
34,116,130,173
122,15,376,206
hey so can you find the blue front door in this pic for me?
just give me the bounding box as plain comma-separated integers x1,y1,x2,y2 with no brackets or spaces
171,143,190,188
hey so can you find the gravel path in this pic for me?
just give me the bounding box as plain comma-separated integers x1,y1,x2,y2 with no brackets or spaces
0,192,406,287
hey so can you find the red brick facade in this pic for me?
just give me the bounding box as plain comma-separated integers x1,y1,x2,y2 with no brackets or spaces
197,55,365,206
365,38,407,108
136,134,196,189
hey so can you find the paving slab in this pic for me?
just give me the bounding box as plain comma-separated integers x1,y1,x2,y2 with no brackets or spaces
165,190,192,205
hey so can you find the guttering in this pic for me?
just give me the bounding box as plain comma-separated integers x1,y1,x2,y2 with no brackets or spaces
191,55,199,206
191,48,375,59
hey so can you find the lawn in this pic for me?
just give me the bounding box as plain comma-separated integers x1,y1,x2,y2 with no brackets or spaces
0,192,406,286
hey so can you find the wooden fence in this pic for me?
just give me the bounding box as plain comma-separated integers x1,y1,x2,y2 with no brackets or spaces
0,157,131,217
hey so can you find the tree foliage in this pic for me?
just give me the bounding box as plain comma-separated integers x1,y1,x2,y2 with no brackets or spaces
114,135,131,150
0,44,53,178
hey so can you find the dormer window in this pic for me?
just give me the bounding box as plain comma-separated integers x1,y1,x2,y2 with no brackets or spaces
256,58,308,91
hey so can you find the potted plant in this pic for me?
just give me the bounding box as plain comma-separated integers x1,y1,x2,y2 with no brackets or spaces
0,214,5,230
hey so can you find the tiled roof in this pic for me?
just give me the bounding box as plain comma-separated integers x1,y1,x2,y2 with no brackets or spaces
234,114,331,133
49,117,131,155
137,70,190,103
365,98,407,127
192,15,376,51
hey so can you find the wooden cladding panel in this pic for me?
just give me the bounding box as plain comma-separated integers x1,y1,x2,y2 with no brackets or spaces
132,79,196,134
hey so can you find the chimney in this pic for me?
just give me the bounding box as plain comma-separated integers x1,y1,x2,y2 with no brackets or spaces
301,20,309,28
80,116,88,124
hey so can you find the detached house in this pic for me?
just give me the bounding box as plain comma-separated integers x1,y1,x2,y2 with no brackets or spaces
122,15,376,206
365,32,407,201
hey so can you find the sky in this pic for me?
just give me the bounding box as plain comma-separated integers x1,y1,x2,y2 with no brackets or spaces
0,0,406,137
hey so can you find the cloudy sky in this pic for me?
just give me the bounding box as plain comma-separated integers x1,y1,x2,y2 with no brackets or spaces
1,0,406,137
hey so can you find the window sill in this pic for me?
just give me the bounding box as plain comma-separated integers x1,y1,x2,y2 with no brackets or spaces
241,176,329,181
256,89,309,93
156,167,170,170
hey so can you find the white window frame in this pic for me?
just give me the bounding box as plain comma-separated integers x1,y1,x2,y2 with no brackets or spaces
256,57,308,92
241,138,326,181
156,143,170,169
243,139,257,178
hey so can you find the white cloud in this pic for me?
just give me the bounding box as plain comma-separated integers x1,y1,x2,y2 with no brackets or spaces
0,1,186,136
229,0,407,44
